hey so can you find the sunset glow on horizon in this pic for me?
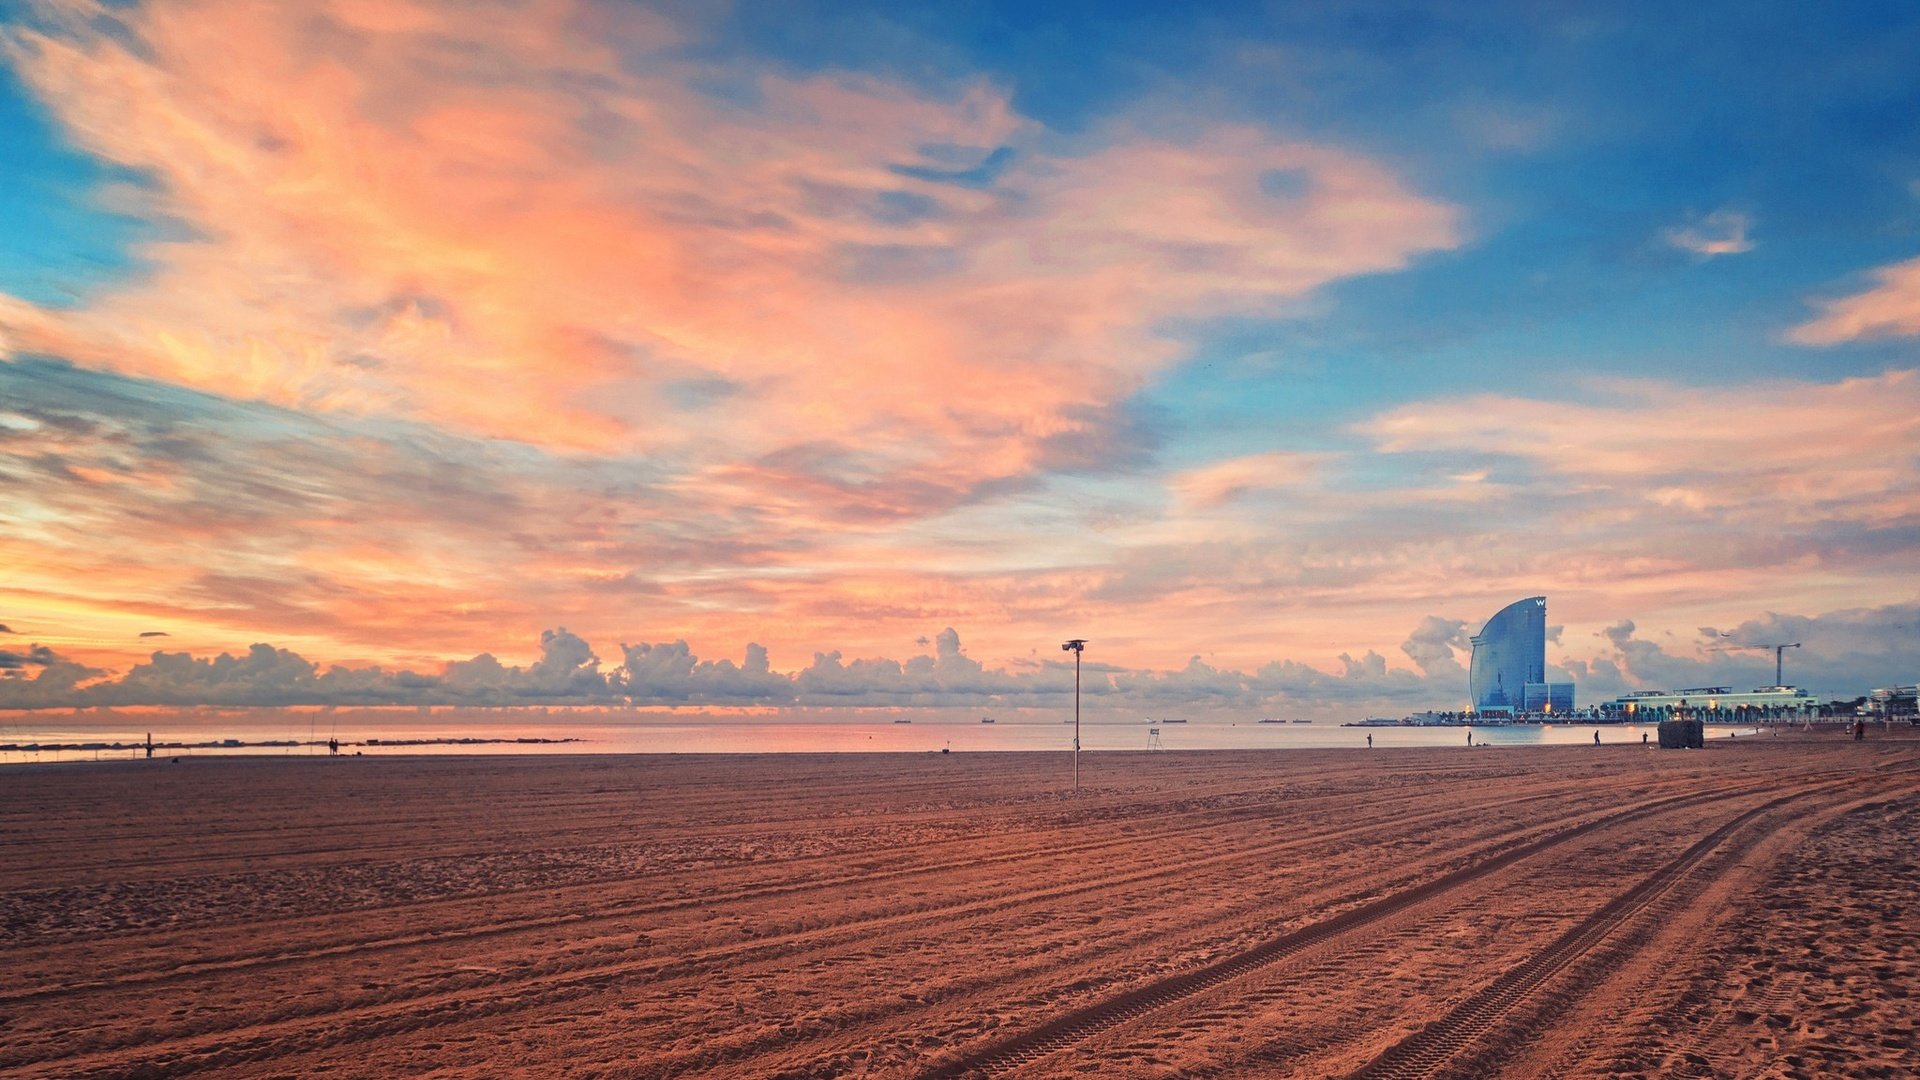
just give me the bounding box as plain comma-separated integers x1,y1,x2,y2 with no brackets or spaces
3,0,1918,715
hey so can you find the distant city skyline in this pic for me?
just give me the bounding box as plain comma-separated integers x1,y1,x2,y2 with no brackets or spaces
2,1,1918,712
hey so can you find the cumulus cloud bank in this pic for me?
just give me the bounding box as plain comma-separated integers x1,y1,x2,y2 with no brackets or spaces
4,607,1911,714
1552,604,1920,702
0,624,1468,712
1399,616,1471,676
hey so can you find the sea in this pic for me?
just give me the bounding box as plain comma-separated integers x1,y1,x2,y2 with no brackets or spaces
0,711,1769,766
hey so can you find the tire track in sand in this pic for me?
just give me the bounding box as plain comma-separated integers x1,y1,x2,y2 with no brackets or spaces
1,781,1610,1075
0,774,1585,1011
1342,780,1863,1080
909,779,1797,1078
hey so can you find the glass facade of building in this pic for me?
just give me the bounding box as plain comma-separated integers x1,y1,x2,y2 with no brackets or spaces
1469,596,1547,713
1522,681,1576,713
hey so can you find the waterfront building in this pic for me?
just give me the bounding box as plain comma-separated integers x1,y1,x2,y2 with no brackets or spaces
1470,596,1574,714
1604,685,1817,719
1866,685,1917,718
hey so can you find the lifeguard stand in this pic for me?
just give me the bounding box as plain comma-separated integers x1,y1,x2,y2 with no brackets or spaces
1147,726,1163,751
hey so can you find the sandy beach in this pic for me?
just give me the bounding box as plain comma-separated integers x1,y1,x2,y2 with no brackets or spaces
3,734,1915,1078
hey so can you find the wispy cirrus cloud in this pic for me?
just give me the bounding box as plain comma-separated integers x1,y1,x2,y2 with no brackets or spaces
1294,367,1920,642
1169,450,1332,509
1364,368,1920,525
1662,209,1754,258
0,0,1458,493
1791,253,1920,344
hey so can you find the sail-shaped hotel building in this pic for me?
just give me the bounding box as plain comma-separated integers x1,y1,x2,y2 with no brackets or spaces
1469,596,1574,714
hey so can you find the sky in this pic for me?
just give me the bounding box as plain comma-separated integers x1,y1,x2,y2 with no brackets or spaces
2,0,1918,717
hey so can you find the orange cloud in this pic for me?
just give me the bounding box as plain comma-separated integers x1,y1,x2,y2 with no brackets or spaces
1170,450,1332,509
1662,210,1754,258
1364,369,1920,525
0,0,1473,681
1791,254,1920,344
1,0,1458,499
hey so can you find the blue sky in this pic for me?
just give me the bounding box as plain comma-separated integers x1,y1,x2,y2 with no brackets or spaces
1,0,1917,713
0,61,147,306
711,1,1918,426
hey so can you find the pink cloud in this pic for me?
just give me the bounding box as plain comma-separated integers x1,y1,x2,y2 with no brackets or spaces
1170,450,1332,509
1791,254,1920,344
1,0,1458,497
1363,369,1920,524
1662,210,1754,258
0,0,1469,681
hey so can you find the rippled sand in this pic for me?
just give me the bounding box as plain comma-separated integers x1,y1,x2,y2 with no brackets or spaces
4,732,1916,1078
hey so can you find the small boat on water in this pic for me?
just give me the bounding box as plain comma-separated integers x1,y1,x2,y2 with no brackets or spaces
980,717,995,723
893,719,912,724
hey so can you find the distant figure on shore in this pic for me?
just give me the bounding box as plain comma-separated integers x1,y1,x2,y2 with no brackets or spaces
145,732,153,760
1466,730,1472,747
1853,720,1865,741
328,737,339,756
1367,734,1373,749
1642,732,1649,746
1594,730,1601,746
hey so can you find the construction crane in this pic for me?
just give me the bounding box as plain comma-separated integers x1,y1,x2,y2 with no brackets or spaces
1712,641,1801,686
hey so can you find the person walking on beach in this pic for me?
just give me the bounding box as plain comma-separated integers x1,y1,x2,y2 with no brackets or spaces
1367,733,1373,749
1466,730,1472,747
1594,730,1601,746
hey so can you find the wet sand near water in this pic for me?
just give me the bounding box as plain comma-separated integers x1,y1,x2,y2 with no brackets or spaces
3,733,1916,1078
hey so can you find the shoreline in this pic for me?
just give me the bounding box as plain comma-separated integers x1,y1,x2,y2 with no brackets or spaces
11,717,1889,766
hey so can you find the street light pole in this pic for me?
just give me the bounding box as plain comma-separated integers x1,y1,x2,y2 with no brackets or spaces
1062,639,1086,792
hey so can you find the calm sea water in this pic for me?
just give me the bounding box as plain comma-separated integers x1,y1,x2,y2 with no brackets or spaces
0,713,1769,765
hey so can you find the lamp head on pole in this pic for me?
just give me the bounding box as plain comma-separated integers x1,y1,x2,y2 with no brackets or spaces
1062,639,1087,653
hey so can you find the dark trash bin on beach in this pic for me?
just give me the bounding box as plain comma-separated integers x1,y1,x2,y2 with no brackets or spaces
1658,718,1704,749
